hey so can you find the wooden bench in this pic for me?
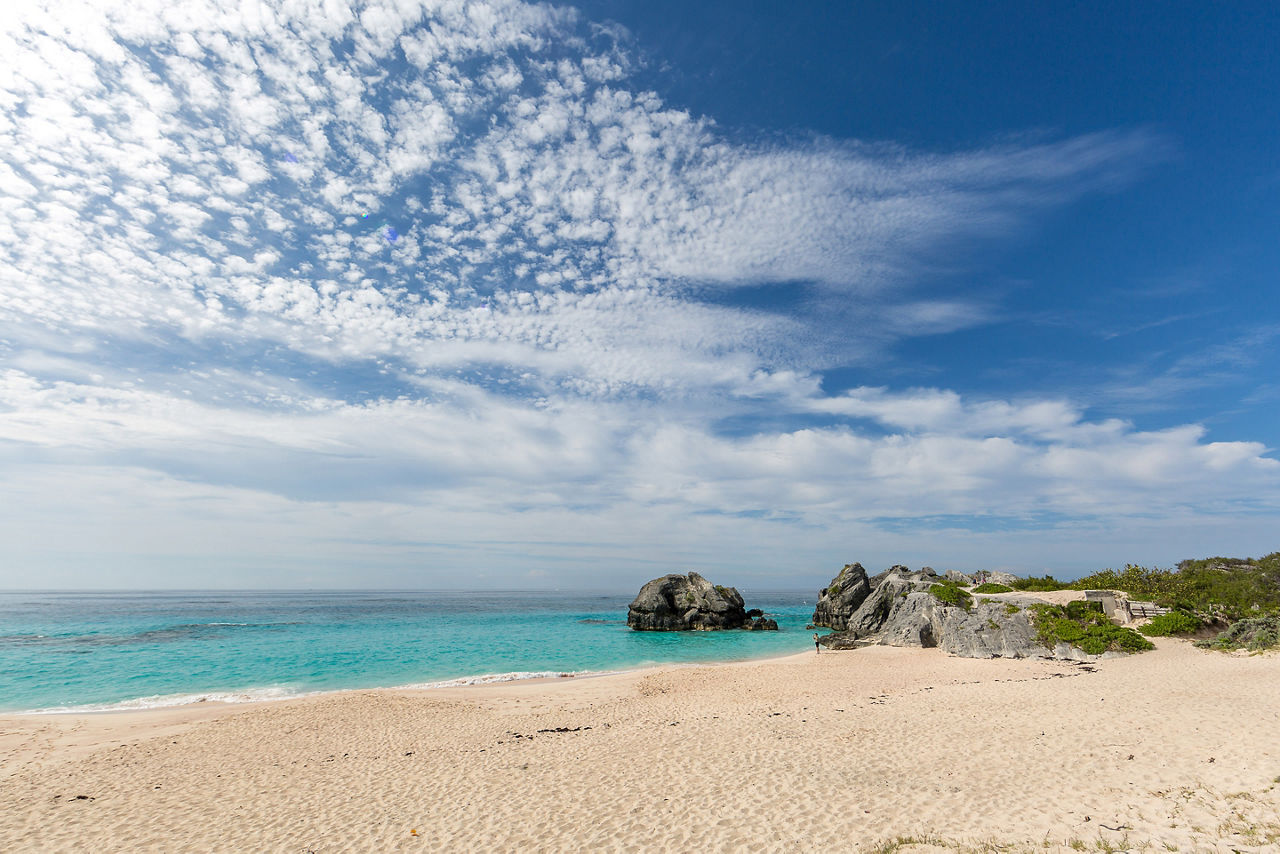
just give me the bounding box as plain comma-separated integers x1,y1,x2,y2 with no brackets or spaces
1128,601,1170,619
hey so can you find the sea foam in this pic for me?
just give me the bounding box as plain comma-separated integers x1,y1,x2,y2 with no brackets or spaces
398,670,592,690
33,685,303,714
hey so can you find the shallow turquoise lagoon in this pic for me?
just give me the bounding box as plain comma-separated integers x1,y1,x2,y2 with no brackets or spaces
0,591,820,713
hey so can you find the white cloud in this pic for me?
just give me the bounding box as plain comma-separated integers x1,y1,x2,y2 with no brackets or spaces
0,366,1276,585
0,368,1274,520
0,0,1268,586
0,0,1161,398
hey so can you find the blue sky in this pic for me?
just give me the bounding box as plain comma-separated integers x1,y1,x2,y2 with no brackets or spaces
1,0,1277,590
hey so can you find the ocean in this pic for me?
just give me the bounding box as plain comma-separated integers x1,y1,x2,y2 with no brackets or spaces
0,590,819,713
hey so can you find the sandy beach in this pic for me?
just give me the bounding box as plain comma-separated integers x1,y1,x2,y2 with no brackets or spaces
2,640,1278,853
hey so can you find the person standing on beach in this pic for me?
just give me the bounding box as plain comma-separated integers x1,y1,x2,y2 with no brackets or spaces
813,632,820,653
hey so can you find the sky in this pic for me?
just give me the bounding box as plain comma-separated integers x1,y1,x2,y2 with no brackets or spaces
0,0,1277,591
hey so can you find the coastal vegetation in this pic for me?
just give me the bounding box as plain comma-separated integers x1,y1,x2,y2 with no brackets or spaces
1195,613,1280,652
1001,554,1280,650
928,579,973,611
1069,555,1280,620
972,582,1013,594
1009,575,1070,592
1029,603,1154,655
1139,610,1202,637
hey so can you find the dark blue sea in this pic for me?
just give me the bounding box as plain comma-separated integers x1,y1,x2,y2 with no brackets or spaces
0,591,819,713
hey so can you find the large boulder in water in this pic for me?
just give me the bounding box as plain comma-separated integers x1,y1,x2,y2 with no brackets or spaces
743,616,779,631
812,563,873,630
627,572,751,631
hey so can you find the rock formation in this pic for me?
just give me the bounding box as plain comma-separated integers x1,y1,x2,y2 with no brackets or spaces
811,563,873,629
867,564,912,589
817,566,1084,659
743,616,779,631
627,572,775,631
978,570,1020,587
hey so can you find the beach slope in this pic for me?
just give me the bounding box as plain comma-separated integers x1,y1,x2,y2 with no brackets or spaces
2,641,1278,852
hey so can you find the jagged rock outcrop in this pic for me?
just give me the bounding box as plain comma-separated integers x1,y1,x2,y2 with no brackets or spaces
867,564,912,589
627,572,774,631
817,566,1053,659
978,570,1020,586
812,563,873,629
945,570,974,584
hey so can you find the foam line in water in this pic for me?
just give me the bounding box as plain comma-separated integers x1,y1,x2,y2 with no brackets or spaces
31,686,303,714
397,670,595,690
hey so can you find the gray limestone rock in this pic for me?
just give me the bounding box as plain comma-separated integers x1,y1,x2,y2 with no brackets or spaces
981,571,1020,587
840,569,920,638
935,601,1049,659
821,632,873,650
944,570,974,585
816,567,1059,659
811,563,873,629
626,572,749,631
867,564,910,590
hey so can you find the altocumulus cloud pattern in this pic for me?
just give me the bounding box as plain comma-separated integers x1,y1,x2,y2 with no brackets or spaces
0,0,1276,585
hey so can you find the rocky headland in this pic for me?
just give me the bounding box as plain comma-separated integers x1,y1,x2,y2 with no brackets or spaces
627,572,777,631
810,562,873,630
813,564,1135,660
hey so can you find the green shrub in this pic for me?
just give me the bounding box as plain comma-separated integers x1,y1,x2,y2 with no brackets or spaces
973,582,1013,594
929,581,973,611
1011,575,1068,592
1003,602,1021,615
1065,600,1104,620
1195,613,1280,651
1029,604,1154,655
1140,610,1202,637
1069,554,1280,620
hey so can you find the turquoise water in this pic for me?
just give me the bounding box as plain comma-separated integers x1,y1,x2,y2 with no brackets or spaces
0,591,820,713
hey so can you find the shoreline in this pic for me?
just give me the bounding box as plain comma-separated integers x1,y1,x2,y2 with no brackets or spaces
9,637,825,717
0,589,823,718
4,641,1278,851
0,649,820,779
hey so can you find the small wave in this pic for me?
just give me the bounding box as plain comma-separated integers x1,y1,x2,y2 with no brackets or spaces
398,670,593,690
576,618,623,624
31,686,303,714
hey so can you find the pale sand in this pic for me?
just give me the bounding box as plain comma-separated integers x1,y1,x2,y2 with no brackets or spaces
3,640,1279,853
